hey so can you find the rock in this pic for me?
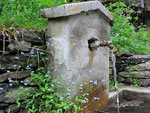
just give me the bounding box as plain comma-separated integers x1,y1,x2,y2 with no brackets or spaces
109,61,113,68
6,104,19,113
16,28,45,45
0,55,38,70
127,60,150,71
8,40,31,52
109,67,113,75
0,71,30,82
116,52,133,58
0,28,46,111
0,83,9,95
0,57,18,70
0,103,8,108
134,0,142,8
137,79,150,87
127,55,150,65
116,63,128,72
0,88,20,103
119,71,150,79
120,77,150,87
118,57,150,87
145,0,150,10
0,110,4,113
0,29,45,45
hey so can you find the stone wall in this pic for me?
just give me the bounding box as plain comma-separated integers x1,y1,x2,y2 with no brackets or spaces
0,29,46,113
114,52,150,87
0,28,150,113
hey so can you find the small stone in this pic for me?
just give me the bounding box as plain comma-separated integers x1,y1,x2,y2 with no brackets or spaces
0,71,30,83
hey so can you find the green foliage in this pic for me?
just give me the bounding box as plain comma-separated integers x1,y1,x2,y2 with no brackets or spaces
0,0,68,29
17,53,88,113
128,78,141,87
107,2,150,54
109,76,124,90
17,67,73,113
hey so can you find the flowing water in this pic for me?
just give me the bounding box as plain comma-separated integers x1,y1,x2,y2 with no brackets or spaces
103,49,150,113
111,49,120,113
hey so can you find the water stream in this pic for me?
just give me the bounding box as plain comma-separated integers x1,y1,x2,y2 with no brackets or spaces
111,49,120,113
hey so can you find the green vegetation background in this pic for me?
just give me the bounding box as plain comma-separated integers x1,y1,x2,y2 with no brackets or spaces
0,0,150,54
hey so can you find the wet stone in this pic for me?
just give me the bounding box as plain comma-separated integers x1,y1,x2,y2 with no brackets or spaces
16,28,45,45
116,52,133,58
6,104,19,113
0,110,4,113
0,88,20,104
0,83,9,95
0,71,30,83
127,55,150,65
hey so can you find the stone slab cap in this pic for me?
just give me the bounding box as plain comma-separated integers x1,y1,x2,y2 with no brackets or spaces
40,1,113,25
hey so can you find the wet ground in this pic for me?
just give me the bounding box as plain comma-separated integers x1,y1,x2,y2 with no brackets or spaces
98,99,150,113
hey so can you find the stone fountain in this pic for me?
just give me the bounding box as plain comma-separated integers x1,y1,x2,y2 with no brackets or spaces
41,1,113,112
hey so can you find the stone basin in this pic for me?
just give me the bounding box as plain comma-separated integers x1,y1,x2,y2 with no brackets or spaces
100,87,150,113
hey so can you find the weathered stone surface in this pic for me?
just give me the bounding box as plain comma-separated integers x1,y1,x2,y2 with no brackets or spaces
145,0,150,10
0,29,45,45
0,110,4,113
0,103,8,108
127,55,150,64
16,28,45,44
44,1,112,112
109,67,113,75
109,87,150,104
109,61,113,68
133,0,143,8
0,88,20,103
0,57,18,70
116,52,133,58
6,104,19,113
118,60,150,80
126,60,150,71
0,55,38,70
8,40,31,52
41,1,113,24
137,79,150,87
117,54,150,87
0,83,9,95
119,71,150,79
0,28,46,112
0,71,30,82
119,77,150,87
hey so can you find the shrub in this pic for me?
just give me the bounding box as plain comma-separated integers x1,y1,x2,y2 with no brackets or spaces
16,53,87,113
107,2,150,54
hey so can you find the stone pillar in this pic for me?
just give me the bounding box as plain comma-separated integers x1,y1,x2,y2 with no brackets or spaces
41,1,113,112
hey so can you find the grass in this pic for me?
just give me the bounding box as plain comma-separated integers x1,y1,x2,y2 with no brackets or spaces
0,0,68,29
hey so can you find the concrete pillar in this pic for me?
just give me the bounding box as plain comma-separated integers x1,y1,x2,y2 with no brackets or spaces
41,1,113,112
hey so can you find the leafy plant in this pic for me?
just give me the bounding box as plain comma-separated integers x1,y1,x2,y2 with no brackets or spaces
17,67,73,113
109,76,125,90
128,78,141,87
16,53,88,113
107,2,150,54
